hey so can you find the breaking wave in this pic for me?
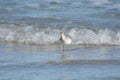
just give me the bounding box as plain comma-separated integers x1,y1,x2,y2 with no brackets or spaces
0,24,120,46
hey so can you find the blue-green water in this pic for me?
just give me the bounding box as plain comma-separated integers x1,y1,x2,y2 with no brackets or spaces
0,0,120,80
0,0,120,45
0,43,120,80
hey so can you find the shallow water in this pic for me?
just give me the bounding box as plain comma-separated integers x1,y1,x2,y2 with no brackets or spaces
0,0,120,79
0,43,120,80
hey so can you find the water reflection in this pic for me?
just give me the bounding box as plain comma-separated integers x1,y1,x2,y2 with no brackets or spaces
61,50,71,61
0,43,120,80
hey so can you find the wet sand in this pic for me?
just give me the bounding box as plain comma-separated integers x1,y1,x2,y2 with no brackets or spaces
0,42,120,80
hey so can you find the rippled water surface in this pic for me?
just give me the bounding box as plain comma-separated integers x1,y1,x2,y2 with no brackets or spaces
0,43,120,80
0,0,120,80
0,0,120,45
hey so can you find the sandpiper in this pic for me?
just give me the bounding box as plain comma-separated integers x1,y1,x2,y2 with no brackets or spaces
60,32,72,45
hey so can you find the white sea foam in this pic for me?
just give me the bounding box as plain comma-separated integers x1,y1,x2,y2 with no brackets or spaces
25,3,40,9
107,3,120,10
0,24,120,46
50,0,61,4
90,0,110,7
90,0,110,4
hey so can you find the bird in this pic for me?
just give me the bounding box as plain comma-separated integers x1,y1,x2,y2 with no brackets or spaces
59,32,72,50
60,32,72,45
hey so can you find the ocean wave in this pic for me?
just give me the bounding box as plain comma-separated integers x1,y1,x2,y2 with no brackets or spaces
0,24,120,46
107,3,120,10
90,0,110,6
25,3,40,9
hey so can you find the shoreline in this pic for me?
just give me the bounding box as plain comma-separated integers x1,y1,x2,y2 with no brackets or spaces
0,41,120,80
